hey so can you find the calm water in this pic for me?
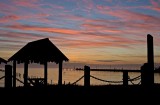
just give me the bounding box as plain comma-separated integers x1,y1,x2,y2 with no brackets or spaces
0,67,160,87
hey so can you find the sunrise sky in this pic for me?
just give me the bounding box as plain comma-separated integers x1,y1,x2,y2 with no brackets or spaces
0,0,160,68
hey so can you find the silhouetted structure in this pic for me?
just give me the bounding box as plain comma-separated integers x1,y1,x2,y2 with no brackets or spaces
5,65,12,88
84,65,90,87
0,57,7,64
8,38,69,87
123,71,128,86
141,34,154,86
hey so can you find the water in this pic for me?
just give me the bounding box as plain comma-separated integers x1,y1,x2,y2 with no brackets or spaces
0,67,160,87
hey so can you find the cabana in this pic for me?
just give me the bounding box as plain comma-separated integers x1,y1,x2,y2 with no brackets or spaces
8,38,69,87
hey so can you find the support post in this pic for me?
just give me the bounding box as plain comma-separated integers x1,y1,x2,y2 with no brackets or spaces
84,65,90,87
24,61,28,87
5,65,12,88
58,61,63,86
147,34,154,85
141,34,154,86
147,34,154,70
141,63,148,86
44,62,47,86
13,61,16,88
123,71,128,86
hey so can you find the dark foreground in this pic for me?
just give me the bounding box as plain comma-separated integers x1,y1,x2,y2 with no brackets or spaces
1,85,160,104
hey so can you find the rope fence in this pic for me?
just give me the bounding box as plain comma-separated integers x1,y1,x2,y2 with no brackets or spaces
90,75,123,83
68,74,141,85
0,67,149,86
70,75,84,85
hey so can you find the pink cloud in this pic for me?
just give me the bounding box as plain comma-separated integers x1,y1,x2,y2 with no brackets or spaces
0,30,42,40
82,17,160,35
0,15,20,23
149,0,160,12
82,23,120,32
4,25,81,35
0,3,18,14
108,10,160,22
150,0,159,7
0,13,52,24
0,1,67,25
50,36,142,49
12,0,39,8
97,5,160,25
2,24,144,49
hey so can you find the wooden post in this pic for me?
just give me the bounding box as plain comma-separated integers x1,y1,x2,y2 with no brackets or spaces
13,61,16,88
24,61,28,87
44,62,47,86
5,65,12,88
147,34,154,85
141,34,154,86
141,63,148,86
84,65,90,87
147,34,154,70
58,61,62,86
123,71,128,86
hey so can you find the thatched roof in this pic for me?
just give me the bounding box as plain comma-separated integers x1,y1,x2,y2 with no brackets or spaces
0,57,7,64
8,38,69,64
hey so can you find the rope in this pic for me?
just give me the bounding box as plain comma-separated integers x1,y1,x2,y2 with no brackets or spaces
0,76,5,80
128,75,141,85
71,75,84,85
0,69,5,72
90,75,123,83
137,80,141,85
129,80,135,85
16,78,24,84
128,75,141,81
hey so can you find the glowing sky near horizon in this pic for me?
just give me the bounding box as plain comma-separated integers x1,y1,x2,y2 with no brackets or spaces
0,0,160,66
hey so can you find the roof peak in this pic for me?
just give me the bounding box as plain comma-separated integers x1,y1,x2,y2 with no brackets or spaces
8,37,69,63
29,38,49,43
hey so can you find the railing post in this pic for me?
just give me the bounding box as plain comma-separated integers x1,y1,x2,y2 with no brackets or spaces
5,65,12,88
84,65,90,87
123,71,128,86
24,61,28,87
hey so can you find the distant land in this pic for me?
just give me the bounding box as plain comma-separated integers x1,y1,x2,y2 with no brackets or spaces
0,62,159,70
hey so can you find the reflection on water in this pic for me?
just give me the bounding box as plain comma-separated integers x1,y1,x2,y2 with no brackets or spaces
0,67,160,87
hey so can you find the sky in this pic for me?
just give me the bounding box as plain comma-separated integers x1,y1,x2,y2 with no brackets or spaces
0,0,160,69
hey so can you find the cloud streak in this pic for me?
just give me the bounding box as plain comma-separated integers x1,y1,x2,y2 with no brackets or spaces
2,24,145,49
